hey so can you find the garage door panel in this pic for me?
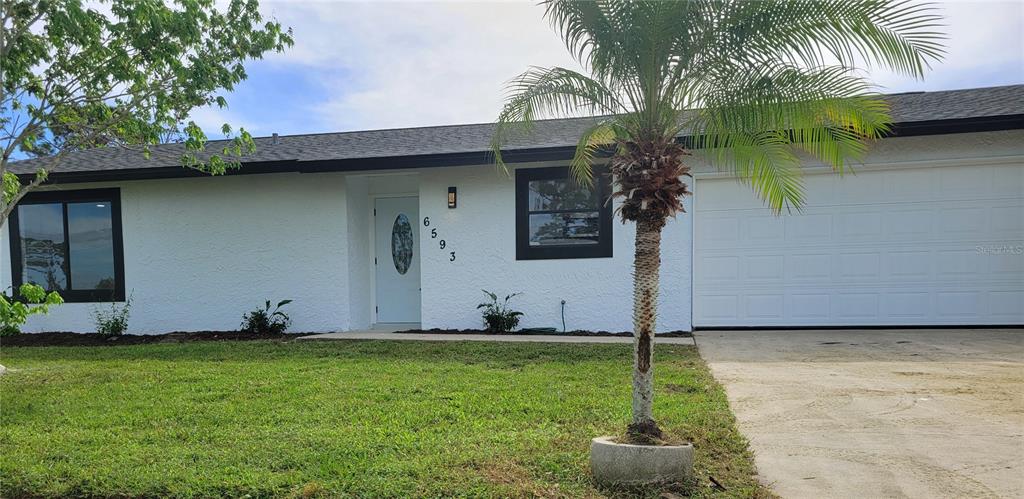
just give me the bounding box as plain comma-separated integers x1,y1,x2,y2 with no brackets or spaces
884,169,934,199
745,294,784,318
696,214,740,246
699,295,740,320
744,255,784,280
991,252,1024,274
837,212,883,240
991,166,1023,196
788,254,832,280
887,251,932,279
885,210,933,238
791,294,830,318
839,252,881,279
836,293,881,318
990,206,1023,233
884,292,931,318
936,249,986,276
744,215,785,241
943,207,988,233
784,214,832,242
990,291,1024,318
694,163,1024,326
941,167,991,197
702,256,739,280
935,291,985,318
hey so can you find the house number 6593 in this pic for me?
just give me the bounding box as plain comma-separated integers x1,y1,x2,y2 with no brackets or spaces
423,216,455,262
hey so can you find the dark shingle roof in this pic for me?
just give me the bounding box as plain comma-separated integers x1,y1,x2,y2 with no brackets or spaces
10,84,1023,177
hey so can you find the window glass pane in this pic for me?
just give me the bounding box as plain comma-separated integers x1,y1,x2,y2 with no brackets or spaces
528,179,596,211
67,202,115,290
529,212,600,246
18,203,67,290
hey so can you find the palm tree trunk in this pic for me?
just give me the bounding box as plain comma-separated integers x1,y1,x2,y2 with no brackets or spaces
629,215,665,440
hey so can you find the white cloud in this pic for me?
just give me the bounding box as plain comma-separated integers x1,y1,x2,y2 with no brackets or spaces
260,0,581,131
255,0,1023,132
188,105,264,137
868,0,1024,91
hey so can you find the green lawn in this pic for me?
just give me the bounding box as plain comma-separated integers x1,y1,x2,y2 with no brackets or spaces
0,340,768,498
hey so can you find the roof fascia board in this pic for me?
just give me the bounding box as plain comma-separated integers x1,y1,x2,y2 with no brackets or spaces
27,114,1024,185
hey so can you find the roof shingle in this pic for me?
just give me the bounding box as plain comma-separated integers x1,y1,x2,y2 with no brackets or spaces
10,84,1023,176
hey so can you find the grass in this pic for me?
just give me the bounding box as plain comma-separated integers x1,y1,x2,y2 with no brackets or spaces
0,340,769,498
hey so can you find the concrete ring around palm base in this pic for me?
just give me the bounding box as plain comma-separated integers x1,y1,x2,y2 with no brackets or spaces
590,436,694,486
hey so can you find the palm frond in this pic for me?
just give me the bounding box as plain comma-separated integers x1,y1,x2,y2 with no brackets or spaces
569,120,620,186
491,66,621,170
709,0,945,78
700,129,806,214
695,64,891,175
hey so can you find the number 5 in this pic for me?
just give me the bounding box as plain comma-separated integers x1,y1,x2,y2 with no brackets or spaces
431,228,437,238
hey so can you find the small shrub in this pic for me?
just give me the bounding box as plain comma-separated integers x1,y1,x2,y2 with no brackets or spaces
1,284,63,336
241,299,292,334
92,295,133,336
478,290,523,333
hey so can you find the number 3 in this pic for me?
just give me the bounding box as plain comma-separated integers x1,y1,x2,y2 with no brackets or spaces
449,251,456,262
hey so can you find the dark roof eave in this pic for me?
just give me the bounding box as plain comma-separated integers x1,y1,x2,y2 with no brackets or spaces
24,114,1024,185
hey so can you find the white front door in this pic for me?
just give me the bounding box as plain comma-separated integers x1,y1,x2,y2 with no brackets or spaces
374,197,421,324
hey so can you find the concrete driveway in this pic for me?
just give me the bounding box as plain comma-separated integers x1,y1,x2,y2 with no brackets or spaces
695,329,1023,499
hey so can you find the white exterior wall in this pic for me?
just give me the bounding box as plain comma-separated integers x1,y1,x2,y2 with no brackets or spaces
2,173,353,333
416,162,693,333
3,130,1017,334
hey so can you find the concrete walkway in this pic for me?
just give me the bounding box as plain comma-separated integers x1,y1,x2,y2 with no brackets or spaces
696,328,1024,499
297,329,696,345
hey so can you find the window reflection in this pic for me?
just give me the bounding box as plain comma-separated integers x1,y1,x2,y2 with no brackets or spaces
528,179,596,211
18,203,67,290
67,203,115,290
528,212,600,246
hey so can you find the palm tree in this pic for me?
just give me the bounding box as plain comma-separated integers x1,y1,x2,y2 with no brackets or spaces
492,0,943,441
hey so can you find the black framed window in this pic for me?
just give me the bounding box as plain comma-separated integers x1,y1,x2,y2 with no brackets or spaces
8,188,125,302
515,166,613,260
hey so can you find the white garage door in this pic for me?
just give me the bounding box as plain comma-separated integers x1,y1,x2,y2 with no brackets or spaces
694,162,1023,327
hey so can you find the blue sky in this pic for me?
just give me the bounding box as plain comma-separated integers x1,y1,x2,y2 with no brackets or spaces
190,0,1024,139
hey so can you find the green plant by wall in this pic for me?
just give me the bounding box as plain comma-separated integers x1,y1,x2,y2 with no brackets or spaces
478,290,523,333
241,299,292,335
92,294,133,336
0,284,63,336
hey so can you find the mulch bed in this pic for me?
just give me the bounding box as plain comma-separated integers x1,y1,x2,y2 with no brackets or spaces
393,328,694,338
3,329,694,348
1,331,309,348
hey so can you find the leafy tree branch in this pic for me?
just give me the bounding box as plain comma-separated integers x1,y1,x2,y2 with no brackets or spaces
0,0,293,223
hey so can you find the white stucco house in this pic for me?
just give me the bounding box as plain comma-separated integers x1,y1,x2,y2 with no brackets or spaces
4,85,1023,334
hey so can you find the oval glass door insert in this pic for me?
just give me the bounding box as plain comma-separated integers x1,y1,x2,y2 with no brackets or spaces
391,213,413,274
